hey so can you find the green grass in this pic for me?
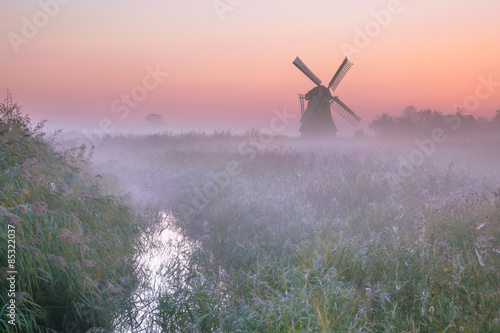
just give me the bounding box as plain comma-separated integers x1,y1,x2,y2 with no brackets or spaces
0,95,145,332
91,133,500,332
5,96,498,332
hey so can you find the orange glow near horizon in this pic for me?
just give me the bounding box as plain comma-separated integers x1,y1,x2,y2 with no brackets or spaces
1,0,499,133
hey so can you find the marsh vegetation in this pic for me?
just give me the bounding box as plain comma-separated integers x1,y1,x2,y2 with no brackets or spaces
1,97,499,332
92,130,499,332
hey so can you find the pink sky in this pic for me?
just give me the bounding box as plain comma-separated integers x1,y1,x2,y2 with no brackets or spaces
1,0,499,134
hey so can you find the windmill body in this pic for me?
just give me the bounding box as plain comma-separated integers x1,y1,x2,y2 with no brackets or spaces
293,57,361,138
300,85,337,137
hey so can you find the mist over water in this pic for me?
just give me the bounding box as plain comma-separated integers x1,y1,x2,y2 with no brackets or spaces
3,91,499,330
3,0,500,330
51,123,500,329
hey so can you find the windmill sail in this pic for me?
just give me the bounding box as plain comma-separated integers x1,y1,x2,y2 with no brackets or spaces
330,96,361,126
293,57,322,86
328,57,353,92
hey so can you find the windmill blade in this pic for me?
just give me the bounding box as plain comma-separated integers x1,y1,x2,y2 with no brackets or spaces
293,57,322,86
330,96,361,127
328,57,353,92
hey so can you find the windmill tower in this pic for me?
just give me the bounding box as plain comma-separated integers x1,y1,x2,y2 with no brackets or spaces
293,57,361,138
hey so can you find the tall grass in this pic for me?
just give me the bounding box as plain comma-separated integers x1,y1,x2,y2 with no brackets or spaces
90,132,499,332
0,94,145,332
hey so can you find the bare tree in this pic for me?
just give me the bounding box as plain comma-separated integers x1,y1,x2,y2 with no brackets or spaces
145,113,164,126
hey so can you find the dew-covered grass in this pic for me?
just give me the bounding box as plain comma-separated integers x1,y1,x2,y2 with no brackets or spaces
0,95,147,332
91,132,500,332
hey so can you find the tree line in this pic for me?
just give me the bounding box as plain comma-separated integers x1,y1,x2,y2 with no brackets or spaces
369,106,500,137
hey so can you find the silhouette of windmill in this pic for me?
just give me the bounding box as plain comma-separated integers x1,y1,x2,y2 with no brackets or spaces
293,57,361,137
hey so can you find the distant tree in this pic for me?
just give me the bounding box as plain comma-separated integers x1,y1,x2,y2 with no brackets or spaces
494,109,500,127
401,105,418,122
369,112,396,136
476,116,491,127
145,113,164,125
421,108,441,123
369,106,443,137
397,105,416,131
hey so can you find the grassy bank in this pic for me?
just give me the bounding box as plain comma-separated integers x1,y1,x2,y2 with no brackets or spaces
92,132,499,332
0,95,144,332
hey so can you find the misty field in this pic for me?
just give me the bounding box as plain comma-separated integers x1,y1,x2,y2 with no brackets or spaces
88,132,499,332
1,95,499,332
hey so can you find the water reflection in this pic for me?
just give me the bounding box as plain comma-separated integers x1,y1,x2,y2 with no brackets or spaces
119,211,185,332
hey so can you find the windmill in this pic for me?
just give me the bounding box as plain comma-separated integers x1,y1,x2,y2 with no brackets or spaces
293,56,361,137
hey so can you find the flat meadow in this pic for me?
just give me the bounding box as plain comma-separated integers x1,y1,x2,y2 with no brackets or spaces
89,131,500,332
2,94,499,331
